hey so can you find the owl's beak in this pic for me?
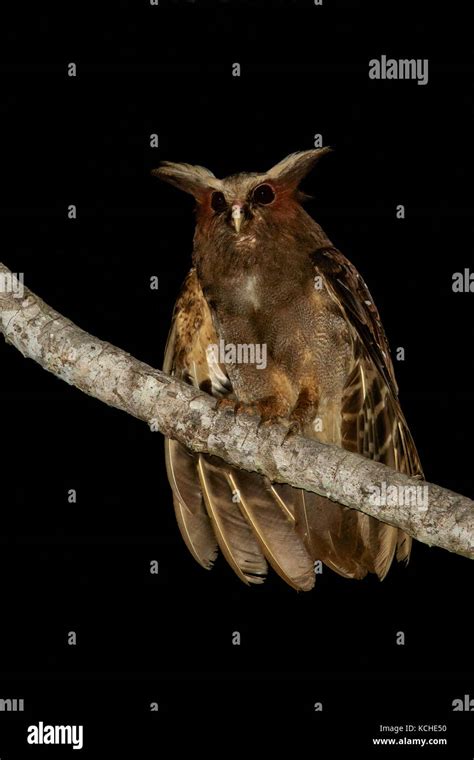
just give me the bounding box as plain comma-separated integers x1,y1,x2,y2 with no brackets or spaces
231,204,243,233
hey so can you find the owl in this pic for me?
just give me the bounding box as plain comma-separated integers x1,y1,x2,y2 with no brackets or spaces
153,150,422,590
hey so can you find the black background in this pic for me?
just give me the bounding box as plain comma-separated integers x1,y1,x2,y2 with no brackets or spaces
1,1,473,755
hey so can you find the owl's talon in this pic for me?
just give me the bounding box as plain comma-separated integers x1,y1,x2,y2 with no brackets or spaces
281,420,302,445
216,397,235,413
289,419,303,435
235,402,260,419
216,397,240,423
218,400,262,424
256,416,273,433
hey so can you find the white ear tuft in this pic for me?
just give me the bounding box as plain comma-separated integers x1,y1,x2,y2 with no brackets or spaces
267,148,332,187
151,161,223,200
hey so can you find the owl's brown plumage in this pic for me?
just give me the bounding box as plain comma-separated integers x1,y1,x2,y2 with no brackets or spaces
154,150,423,590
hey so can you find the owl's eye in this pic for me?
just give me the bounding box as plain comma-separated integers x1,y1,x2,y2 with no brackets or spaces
252,184,275,205
211,191,227,213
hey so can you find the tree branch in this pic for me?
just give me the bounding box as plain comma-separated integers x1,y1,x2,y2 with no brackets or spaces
1,261,473,559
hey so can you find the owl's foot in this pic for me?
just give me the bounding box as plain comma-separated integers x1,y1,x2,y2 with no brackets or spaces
279,389,320,443
215,397,236,413
251,395,291,431
279,418,305,446
217,394,293,428
215,397,260,423
216,396,239,423
288,388,319,432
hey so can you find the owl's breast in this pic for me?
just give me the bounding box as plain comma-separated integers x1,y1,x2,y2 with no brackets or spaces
240,274,261,311
210,272,352,388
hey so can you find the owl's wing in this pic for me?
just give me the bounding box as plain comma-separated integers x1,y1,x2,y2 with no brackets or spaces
287,245,423,579
163,268,315,589
311,246,422,477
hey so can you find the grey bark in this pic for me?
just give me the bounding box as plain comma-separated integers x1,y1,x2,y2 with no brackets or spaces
1,261,473,559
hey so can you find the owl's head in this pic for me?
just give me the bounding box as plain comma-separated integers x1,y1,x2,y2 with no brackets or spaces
152,149,330,244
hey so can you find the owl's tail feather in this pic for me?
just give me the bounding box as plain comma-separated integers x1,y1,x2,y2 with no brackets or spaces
196,454,268,584
167,437,316,589
269,482,374,579
278,484,399,581
225,468,315,591
166,438,402,588
290,487,370,579
165,438,219,570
